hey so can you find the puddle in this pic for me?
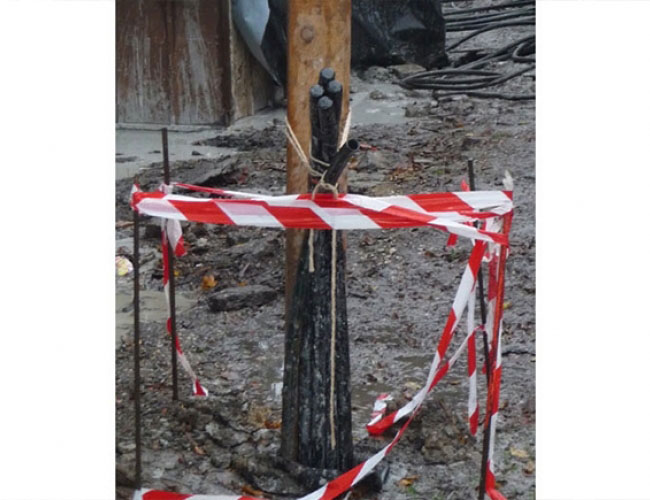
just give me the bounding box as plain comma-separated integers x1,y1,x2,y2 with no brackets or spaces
115,289,196,347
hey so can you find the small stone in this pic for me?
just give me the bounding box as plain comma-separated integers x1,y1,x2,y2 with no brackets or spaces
117,442,136,455
210,449,232,468
208,285,277,312
362,66,392,82
191,150,203,156
369,89,388,100
388,63,426,79
206,422,249,448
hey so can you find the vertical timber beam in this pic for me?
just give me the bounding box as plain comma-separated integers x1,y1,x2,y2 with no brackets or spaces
285,0,351,315
283,0,352,462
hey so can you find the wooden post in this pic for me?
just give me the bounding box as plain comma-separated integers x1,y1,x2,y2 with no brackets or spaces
283,0,352,470
285,0,351,314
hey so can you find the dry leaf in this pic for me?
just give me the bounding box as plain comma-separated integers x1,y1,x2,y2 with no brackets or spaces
241,484,264,497
193,445,206,456
116,220,134,229
523,460,535,475
201,274,217,290
264,419,282,430
503,301,512,310
398,475,418,487
509,446,529,460
174,269,180,277
238,280,248,287
115,256,133,276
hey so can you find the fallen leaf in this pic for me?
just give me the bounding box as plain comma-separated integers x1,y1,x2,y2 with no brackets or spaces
116,220,134,229
238,280,248,287
264,419,282,430
116,256,133,276
509,446,529,460
174,269,180,277
398,475,419,488
523,460,535,474
503,301,512,310
193,445,206,456
241,484,264,497
201,274,217,290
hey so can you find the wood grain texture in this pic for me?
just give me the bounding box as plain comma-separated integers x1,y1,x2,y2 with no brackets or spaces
116,0,233,125
285,0,351,313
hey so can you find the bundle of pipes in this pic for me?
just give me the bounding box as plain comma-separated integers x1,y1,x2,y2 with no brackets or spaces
281,68,359,473
308,69,357,183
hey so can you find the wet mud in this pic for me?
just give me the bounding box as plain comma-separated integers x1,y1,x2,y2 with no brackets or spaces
116,83,535,499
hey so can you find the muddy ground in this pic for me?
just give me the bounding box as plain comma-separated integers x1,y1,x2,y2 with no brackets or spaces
115,23,535,500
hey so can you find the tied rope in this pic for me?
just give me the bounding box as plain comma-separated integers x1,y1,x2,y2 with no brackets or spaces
285,111,351,451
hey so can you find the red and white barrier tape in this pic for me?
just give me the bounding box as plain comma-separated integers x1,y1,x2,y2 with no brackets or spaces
133,489,259,500
160,184,208,397
130,238,508,500
467,286,479,437
483,213,512,500
130,184,513,500
367,240,486,436
131,185,512,245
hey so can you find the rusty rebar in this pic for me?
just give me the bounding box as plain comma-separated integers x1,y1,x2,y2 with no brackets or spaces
132,176,142,489
162,128,179,401
468,159,490,387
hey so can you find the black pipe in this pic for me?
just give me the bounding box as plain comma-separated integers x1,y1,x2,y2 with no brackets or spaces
326,80,343,127
318,67,335,88
323,139,360,186
309,85,325,160
317,96,339,167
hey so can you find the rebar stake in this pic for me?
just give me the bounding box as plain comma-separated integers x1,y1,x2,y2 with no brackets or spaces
132,176,142,489
468,159,490,386
162,128,179,401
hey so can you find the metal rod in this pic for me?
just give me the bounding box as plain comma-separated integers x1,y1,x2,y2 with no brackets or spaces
477,212,512,500
132,176,142,489
468,160,490,386
162,128,179,401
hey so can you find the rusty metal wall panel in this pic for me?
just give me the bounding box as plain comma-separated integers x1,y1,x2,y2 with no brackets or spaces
229,12,275,120
116,0,232,125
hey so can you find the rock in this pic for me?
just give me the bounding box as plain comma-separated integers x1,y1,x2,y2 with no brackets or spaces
191,150,203,156
369,89,388,100
388,63,426,79
205,422,249,448
116,464,135,487
117,441,136,454
227,237,278,261
362,66,392,82
115,238,134,254
144,222,161,240
210,448,232,468
115,155,139,163
208,285,277,312
186,157,240,187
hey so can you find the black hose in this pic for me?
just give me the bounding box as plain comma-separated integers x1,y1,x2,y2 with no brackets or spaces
396,1,536,101
512,39,536,63
443,0,534,16
446,8,535,30
447,19,536,51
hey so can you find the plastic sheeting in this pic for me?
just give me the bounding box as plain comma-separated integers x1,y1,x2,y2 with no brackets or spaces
231,0,446,86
